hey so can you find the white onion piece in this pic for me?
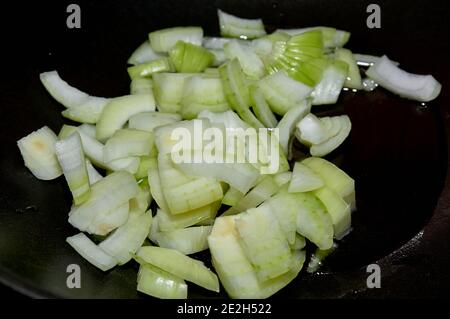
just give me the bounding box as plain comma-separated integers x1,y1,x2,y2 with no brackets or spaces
366,55,441,102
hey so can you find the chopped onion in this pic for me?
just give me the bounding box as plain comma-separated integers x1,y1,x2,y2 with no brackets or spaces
66,233,117,271
136,246,220,292
366,55,441,102
17,126,62,180
137,264,187,299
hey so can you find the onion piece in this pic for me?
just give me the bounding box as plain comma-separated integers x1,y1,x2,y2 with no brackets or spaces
288,162,324,193
17,126,62,180
136,246,220,292
66,233,117,271
366,55,441,102
137,264,187,299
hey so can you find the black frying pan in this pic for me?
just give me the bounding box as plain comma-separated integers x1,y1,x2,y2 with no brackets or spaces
1,0,449,298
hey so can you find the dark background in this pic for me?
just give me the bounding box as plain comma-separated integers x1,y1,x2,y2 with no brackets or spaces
0,0,449,299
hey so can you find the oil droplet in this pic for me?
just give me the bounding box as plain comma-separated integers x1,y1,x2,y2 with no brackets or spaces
416,102,428,113
15,205,38,214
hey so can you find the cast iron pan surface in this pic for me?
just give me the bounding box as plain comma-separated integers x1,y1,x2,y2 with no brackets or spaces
0,0,449,298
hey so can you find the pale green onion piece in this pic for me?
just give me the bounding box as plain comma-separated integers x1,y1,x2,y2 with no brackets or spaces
130,183,152,214
202,37,247,50
89,201,129,236
264,30,291,44
199,109,271,173
265,31,326,87
224,40,265,79
208,49,228,67
209,216,261,298
66,233,117,271
129,111,181,132
273,171,292,187
249,85,278,128
198,109,249,129
311,60,348,105
259,71,313,115
176,161,260,195
163,176,223,215
257,250,306,299
55,132,91,205
202,37,234,50
68,171,139,234
61,96,110,124
108,157,141,175
181,74,226,105
149,27,203,53
40,71,109,108
181,102,230,120
152,73,196,113
134,155,152,180
180,75,229,119
287,58,328,88
127,58,173,79
96,94,156,142
223,175,279,216
99,211,152,265
295,192,334,249
335,48,362,89
213,221,307,298
58,124,77,139
222,187,244,206
72,129,107,169
104,129,154,163
156,203,219,232
136,246,220,292
261,190,298,245
127,41,165,65
295,113,330,145
276,100,311,155
153,226,212,255
40,71,88,107
156,152,193,187
85,160,103,185
366,55,441,102
251,38,273,58
77,123,96,138
169,41,214,73
320,116,341,139
314,186,351,240
302,156,355,202
309,115,351,157
288,162,324,193
137,264,187,299
218,9,266,39
212,213,305,299
219,59,265,128
235,205,292,282
292,234,306,250
40,71,109,123
130,77,153,95
147,157,170,213
17,126,62,180
277,26,350,48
